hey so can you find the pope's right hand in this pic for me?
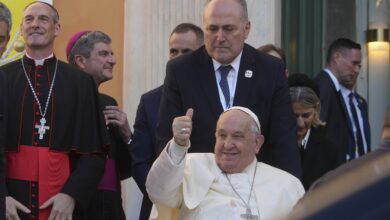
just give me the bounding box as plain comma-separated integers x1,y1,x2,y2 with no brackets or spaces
172,108,193,147
6,196,31,220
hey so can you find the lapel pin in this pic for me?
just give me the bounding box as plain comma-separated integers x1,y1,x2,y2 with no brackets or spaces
245,70,253,78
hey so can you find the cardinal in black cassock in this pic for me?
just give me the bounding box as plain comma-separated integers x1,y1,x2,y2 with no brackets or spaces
1,55,110,220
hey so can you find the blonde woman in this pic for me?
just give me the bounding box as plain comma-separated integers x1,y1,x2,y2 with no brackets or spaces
288,73,343,189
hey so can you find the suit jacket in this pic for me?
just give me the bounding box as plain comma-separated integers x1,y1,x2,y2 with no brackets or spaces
156,44,301,178
315,71,370,161
302,126,344,190
146,143,305,220
353,92,371,152
131,86,162,220
0,71,6,220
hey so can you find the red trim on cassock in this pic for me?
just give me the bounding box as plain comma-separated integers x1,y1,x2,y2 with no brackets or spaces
6,145,70,220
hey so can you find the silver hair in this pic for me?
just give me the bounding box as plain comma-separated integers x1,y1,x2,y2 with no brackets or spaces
249,121,260,134
0,2,12,35
68,31,112,66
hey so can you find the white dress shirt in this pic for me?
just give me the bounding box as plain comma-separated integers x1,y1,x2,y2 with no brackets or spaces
339,85,368,156
213,52,243,110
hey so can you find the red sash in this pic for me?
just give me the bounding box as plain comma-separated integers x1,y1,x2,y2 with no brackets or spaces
6,145,70,220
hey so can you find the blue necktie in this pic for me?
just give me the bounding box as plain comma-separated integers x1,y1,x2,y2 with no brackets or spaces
219,65,232,108
348,92,365,158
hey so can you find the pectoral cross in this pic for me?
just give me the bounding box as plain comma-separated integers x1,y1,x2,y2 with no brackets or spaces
241,208,258,220
35,118,50,140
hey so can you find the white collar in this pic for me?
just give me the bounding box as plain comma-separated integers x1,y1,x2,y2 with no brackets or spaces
300,128,311,150
212,50,243,73
339,84,354,100
324,68,341,92
25,53,54,66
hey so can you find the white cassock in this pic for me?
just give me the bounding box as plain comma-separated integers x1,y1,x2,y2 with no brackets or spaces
146,140,305,220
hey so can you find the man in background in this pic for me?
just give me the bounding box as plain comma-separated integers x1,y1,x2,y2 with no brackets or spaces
0,2,11,58
315,38,370,163
0,70,5,220
257,43,288,77
131,22,204,220
67,30,132,219
0,3,11,219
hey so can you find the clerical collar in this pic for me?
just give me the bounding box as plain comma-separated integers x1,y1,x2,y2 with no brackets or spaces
212,50,243,73
25,53,54,66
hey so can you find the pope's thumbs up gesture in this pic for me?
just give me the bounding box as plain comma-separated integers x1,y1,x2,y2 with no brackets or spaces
172,108,193,147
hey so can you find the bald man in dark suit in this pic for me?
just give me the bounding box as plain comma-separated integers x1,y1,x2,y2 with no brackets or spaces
156,0,301,178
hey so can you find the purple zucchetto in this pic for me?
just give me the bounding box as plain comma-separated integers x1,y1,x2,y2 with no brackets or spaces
66,30,90,60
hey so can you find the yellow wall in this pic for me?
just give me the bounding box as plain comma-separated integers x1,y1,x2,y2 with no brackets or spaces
53,0,124,107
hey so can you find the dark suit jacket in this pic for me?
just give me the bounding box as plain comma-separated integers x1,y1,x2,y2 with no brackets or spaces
353,92,371,151
315,71,370,161
130,86,162,220
0,71,6,220
156,44,302,178
302,126,344,190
